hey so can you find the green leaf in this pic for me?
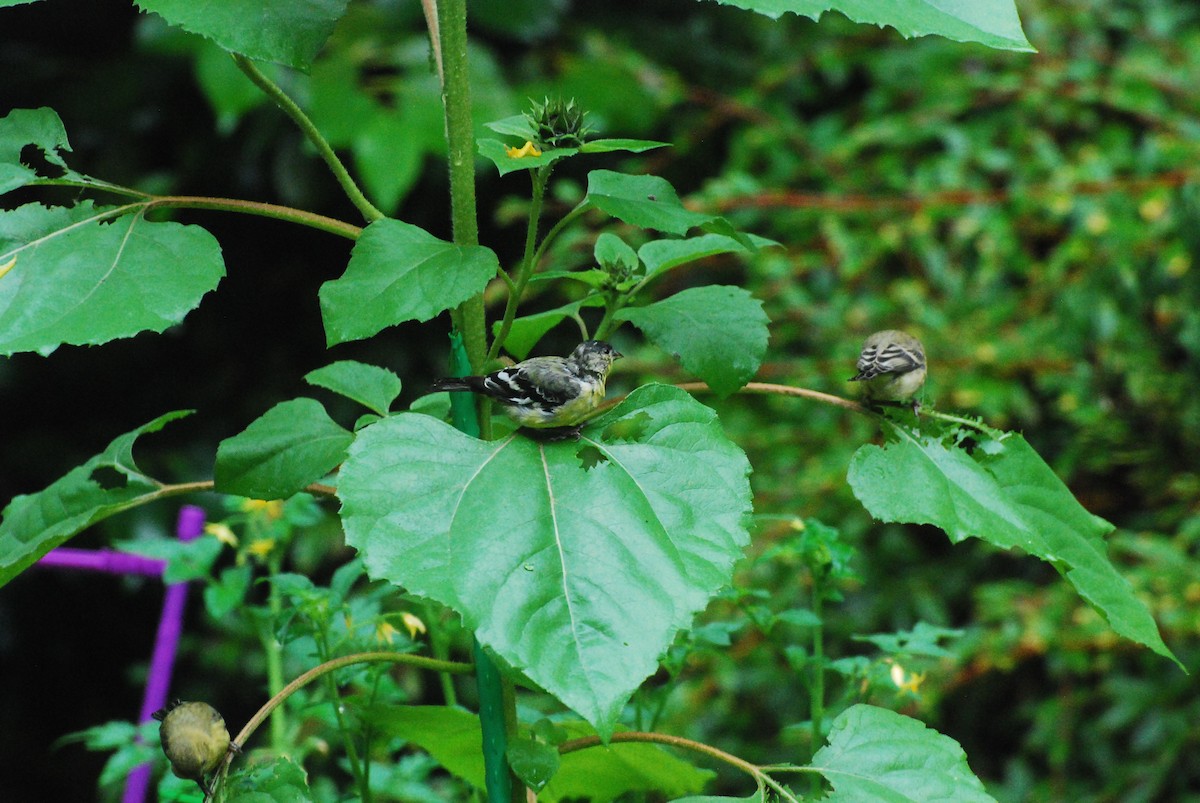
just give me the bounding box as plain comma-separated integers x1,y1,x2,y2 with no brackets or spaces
853,621,964,659
0,202,225,356
579,138,671,154
494,296,604,360
338,384,752,734
0,411,193,588
304,360,402,417
120,535,222,584
638,234,753,282
810,704,996,802
507,737,560,792
616,286,769,396
205,565,253,618
319,218,499,345
585,170,720,235
222,756,313,801
478,138,578,176
0,107,86,193
594,232,638,272
713,0,1034,52
848,430,1180,666
134,0,351,69
485,114,539,140
353,111,426,214
670,796,763,802
371,708,713,802
214,398,353,499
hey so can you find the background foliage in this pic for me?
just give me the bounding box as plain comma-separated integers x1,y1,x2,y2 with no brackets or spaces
1,0,1197,800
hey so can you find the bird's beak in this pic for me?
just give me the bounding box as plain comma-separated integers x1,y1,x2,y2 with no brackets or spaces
613,350,624,359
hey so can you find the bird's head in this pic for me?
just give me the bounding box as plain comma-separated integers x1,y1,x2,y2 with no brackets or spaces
571,340,622,376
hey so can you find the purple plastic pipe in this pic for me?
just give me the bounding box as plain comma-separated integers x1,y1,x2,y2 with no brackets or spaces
37,548,166,577
121,505,206,803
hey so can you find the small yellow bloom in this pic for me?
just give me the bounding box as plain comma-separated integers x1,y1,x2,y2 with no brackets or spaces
375,621,401,645
205,522,239,547
1166,254,1190,278
0,255,16,280
1084,211,1110,234
241,499,284,519
401,612,427,639
1139,196,1167,222
247,538,276,558
890,663,927,695
505,140,543,158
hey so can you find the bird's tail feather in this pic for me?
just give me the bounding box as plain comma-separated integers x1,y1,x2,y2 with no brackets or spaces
431,376,482,393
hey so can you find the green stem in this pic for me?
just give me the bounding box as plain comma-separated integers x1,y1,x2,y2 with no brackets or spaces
488,165,550,361
317,634,370,802
214,651,473,791
30,180,364,239
558,732,803,803
434,0,514,797
809,572,826,799
231,53,384,224
264,552,288,752
437,0,488,371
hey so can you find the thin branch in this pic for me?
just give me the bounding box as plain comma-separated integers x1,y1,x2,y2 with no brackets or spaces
231,53,384,223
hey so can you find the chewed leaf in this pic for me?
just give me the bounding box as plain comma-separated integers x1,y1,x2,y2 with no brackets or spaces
0,411,194,588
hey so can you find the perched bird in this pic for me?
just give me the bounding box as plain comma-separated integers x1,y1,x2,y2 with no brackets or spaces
153,700,234,796
849,329,927,411
431,340,622,436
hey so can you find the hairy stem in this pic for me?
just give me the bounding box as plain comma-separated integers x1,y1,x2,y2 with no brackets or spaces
231,53,384,223
489,166,550,360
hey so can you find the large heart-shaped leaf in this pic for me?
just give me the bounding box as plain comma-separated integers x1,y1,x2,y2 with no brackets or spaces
337,384,752,734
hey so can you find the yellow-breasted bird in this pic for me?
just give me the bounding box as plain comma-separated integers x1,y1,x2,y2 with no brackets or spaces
431,340,621,436
849,329,927,411
153,700,235,796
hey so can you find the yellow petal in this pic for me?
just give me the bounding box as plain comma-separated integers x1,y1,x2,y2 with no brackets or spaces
205,522,239,547
401,611,427,639
504,140,543,158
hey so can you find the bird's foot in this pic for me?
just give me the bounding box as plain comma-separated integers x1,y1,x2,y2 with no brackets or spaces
521,425,582,442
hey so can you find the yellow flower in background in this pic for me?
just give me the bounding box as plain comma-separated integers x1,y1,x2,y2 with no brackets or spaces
401,612,427,639
247,538,276,558
505,140,543,158
241,498,284,519
889,662,927,696
375,621,401,645
205,522,238,547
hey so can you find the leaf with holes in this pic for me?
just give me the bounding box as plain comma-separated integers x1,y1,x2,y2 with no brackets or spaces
337,384,752,735
0,411,193,588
